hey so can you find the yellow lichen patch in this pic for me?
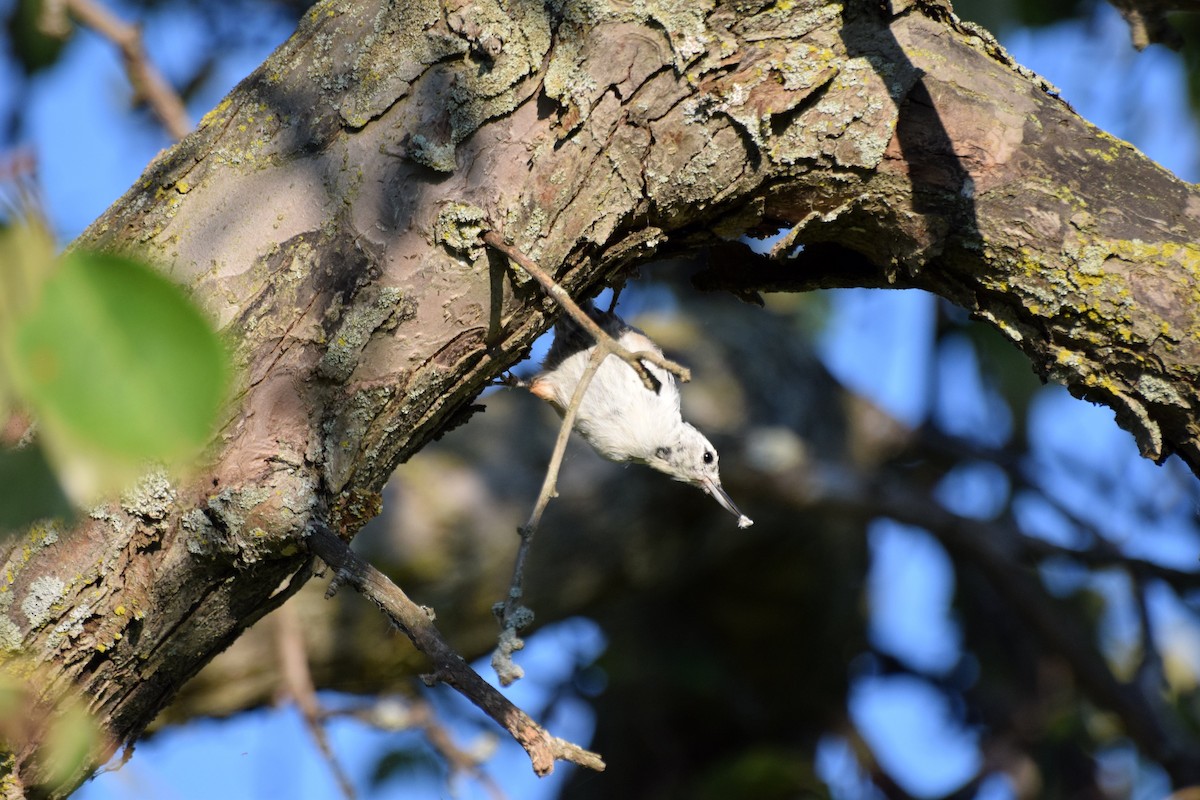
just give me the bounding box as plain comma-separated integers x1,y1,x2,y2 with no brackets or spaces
1053,185,1088,209
1084,147,1116,164
114,606,126,616
198,98,232,128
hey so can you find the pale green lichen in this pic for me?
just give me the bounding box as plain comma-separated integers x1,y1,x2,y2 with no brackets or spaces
765,49,904,169
542,31,591,123
323,385,397,494
48,603,92,649
182,507,214,554
0,616,21,652
408,134,459,174
337,1,464,127
319,286,416,382
433,202,488,261
21,576,65,628
195,482,312,564
120,470,175,521
26,521,59,549
1136,373,1189,409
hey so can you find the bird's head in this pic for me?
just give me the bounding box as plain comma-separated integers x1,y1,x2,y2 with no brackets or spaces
648,423,752,528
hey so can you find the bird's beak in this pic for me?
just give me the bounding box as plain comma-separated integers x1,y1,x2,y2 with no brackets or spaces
701,477,754,529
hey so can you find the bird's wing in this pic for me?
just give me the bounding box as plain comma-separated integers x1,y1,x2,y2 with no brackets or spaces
618,327,678,406
542,305,626,371
540,306,676,399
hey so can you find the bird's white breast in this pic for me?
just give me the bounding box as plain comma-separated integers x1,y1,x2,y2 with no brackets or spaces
544,332,684,464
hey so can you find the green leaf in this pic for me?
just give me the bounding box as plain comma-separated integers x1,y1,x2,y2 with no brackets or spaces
7,251,229,483
369,745,445,789
6,0,68,75
0,220,56,338
0,444,73,530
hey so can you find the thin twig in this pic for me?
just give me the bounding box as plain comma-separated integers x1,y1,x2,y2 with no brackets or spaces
410,698,508,800
60,0,192,141
491,345,608,685
336,696,506,800
333,695,506,800
481,227,694,684
1130,573,1167,697
306,522,605,777
482,229,691,389
275,603,357,800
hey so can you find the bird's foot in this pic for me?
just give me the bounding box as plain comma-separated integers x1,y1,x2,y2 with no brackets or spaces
493,371,529,389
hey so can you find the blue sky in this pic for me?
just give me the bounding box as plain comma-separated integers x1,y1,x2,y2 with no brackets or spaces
9,1,1199,797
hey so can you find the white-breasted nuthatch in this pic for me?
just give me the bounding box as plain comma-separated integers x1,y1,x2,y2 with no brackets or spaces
528,305,753,528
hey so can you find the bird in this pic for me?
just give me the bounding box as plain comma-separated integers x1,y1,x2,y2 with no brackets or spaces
526,304,753,528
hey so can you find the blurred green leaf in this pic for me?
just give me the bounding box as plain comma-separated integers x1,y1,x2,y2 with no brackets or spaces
41,702,98,791
0,443,73,530
6,0,67,74
369,744,444,789
694,746,827,800
0,220,56,332
6,250,229,498
0,222,57,422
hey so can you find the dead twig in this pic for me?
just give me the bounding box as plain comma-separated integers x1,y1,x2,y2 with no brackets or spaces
481,229,691,683
481,229,691,390
306,522,605,777
490,345,607,685
52,0,191,141
336,695,505,800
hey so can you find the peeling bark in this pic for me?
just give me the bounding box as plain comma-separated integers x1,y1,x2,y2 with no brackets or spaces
4,0,1200,793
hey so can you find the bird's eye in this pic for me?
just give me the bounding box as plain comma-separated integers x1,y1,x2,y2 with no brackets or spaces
702,451,714,464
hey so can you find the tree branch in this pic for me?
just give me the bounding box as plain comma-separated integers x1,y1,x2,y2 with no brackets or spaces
12,0,1200,790
275,603,356,800
61,0,191,140
304,522,606,777
801,465,1200,785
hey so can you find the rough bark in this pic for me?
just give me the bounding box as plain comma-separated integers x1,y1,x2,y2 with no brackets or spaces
3,0,1200,794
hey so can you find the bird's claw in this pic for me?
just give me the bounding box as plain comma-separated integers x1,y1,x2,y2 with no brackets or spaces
493,371,528,389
